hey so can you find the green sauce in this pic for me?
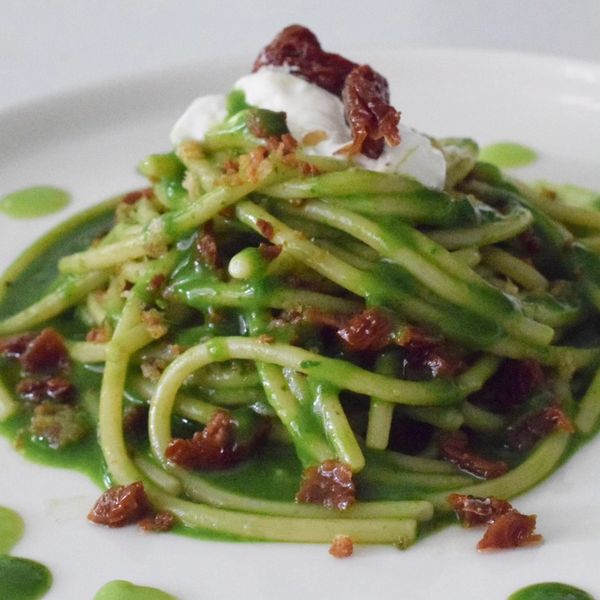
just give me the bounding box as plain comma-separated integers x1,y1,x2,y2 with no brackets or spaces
0,556,52,600
0,197,573,542
0,187,70,219
509,582,595,600
94,580,177,600
480,142,538,169
0,193,594,549
0,506,24,554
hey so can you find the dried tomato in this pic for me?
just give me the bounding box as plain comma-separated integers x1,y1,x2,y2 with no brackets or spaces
295,460,355,510
448,493,542,550
165,410,270,470
19,329,70,375
447,493,512,527
473,359,545,413
254,26,401,159
253,25,356,96
507,406,574,451
0,333,36,358
337,309,392,352
477,511,542,550
398,327,465,378
87,481,151,527
439,430,508,479
17,376,76,403
339,65,400,159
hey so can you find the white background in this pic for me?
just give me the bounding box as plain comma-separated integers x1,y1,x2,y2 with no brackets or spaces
3,0,600,111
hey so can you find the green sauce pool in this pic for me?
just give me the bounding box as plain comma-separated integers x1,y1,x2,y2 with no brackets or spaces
0,506,24,554
0,186,70,219
480,142,538,169
509,582,595,600
94,580,177,600
0,556,52,600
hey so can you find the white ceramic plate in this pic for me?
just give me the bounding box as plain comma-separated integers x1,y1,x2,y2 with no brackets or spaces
1,49,600,600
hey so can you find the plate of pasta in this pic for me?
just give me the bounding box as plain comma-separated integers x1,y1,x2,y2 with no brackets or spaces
1,28,600,600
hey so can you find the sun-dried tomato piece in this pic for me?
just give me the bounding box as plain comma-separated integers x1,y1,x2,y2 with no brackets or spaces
253,25,357,96
398,327,465,378
339,64,400,159
296,460,355,510
166,410,235,469
447,494,513,527
19,328,70,375
337,309,392,352
440,431,508,479
329,534,354,558
17,376,76,403
0,333,36,358
138,511,176,533
254,26,401,160
501,360,545,408
165,410,270,470
474,359,545,413
88,481,151,527
477,511,542,550
448,493,543,550
507,406,574,451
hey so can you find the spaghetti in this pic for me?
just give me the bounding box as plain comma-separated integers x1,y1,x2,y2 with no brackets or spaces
1,27,600,552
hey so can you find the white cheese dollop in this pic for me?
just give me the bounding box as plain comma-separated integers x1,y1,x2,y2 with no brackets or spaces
170,94,228,146
170,69,446,190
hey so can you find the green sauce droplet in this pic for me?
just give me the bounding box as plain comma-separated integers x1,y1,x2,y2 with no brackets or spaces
480,142,538,169
0,556,52,600
0,186,70,219
93,580,177,600
509,582,595,600
0,506,25,554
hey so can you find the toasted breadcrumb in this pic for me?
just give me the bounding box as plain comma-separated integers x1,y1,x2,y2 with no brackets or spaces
329,535,353,558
